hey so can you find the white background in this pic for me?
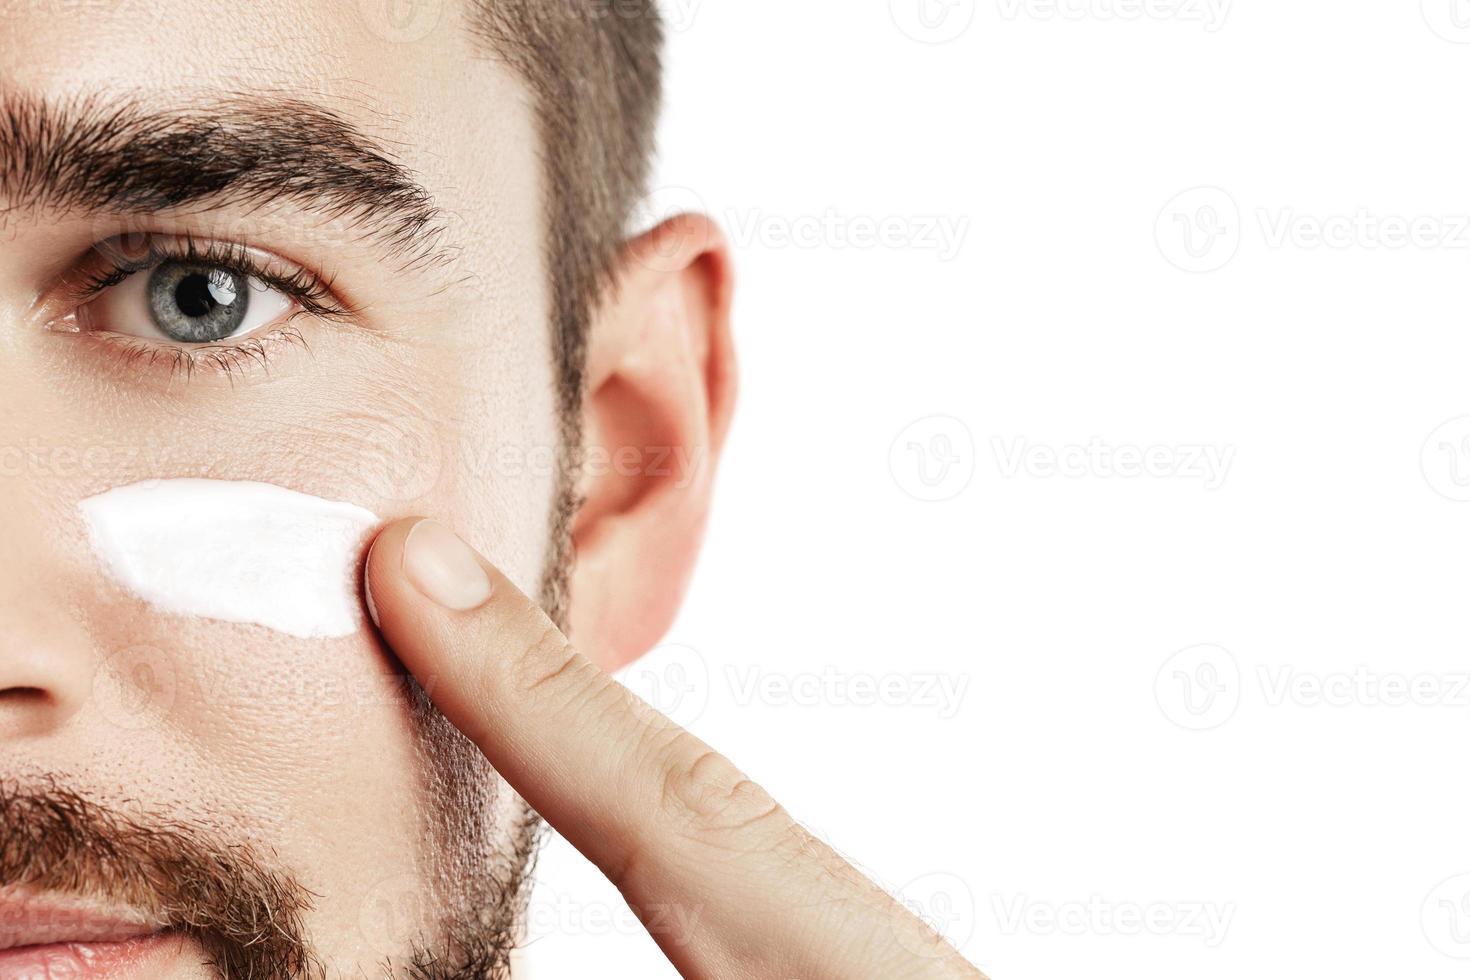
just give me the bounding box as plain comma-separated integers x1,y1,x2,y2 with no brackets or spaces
524,1,1470,977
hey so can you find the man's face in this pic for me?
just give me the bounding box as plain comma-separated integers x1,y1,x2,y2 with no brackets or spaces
0,0,560,974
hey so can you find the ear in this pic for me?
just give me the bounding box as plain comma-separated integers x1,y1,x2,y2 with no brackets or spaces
567,213,736,671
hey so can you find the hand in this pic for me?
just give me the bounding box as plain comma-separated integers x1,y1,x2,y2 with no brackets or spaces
365,517,986,979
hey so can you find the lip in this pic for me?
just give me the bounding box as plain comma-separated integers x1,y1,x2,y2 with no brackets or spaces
0,933,177,978
0,889,175,978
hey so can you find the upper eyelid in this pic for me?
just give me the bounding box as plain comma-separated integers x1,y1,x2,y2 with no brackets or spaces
61,233,358,323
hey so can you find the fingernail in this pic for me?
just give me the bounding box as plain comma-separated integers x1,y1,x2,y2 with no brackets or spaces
402,519,494,611
363,537,382,629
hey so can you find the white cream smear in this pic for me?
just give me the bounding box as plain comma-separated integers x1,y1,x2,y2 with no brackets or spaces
80,479,380,639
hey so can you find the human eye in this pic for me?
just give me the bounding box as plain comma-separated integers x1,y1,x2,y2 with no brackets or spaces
49,232,355,376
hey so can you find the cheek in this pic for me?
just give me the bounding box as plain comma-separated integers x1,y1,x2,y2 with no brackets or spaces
16,291,559,958
73,599,441,966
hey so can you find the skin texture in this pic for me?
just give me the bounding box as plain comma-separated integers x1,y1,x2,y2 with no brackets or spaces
0,1,986,976
3,0,585,974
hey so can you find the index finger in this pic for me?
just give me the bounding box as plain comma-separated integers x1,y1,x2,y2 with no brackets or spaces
364,517,981,979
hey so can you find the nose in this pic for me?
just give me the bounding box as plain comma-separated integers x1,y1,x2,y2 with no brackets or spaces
0,492,96,738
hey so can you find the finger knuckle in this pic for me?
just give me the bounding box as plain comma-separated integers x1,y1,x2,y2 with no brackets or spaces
503,614,585,702
655,735,785,841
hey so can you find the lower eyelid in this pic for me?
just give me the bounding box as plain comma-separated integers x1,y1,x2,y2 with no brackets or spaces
81,323,315,383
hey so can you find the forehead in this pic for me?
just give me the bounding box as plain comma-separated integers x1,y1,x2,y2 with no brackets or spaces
2,0,477,86
0,0,541,263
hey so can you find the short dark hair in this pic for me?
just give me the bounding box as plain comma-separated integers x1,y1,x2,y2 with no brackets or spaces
467,0,664,421
466,1,666,623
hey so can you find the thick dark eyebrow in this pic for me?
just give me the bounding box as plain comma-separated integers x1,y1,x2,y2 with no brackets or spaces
0,91,455,272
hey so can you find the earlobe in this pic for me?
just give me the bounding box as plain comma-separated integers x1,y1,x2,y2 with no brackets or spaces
567,213,736,671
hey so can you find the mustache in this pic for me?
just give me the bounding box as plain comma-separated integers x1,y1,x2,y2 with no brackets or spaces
0,777,318,979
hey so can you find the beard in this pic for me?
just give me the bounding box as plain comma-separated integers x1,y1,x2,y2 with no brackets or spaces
0,698,542,979
0,687,543,979
0,775,319,978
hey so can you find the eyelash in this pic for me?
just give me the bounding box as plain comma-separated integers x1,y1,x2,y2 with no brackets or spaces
77,233,351,320
102,327,312,382
66,233,356,380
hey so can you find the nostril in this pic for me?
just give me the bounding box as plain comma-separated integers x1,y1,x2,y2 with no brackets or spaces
0,686,50,704
0,683,76,739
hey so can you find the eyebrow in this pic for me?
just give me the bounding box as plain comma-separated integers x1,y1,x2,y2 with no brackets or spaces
0,91,455,272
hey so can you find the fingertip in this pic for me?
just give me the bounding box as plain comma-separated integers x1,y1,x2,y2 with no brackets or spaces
399,519,495,612
362,516,426,632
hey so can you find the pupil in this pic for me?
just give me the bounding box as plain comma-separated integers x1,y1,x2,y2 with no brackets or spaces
174,273,232,318
146,262,249,343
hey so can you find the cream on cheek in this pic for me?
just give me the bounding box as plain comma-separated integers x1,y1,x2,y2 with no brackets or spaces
79,479,380,639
